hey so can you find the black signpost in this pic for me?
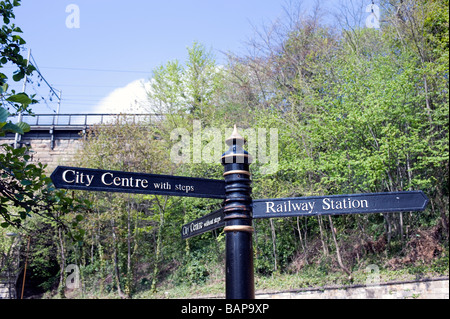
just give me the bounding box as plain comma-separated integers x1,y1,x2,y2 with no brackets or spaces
51,126,430,300
220,126,255,299
181,208,225,240
50,166,226,199
252,191,429,219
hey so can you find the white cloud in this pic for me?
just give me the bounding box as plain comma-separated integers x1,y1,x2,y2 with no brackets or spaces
93,79,156,114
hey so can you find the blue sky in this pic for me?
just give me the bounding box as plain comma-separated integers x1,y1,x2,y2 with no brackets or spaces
9,0,344,114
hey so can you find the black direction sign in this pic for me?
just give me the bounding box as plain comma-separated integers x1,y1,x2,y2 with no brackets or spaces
181,208,225,240
252,191,429,219
50,166,226,199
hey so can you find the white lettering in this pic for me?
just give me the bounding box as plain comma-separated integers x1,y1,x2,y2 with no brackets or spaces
174,184,194,193
322,198,331,210
322,198,369,211
170,127,191,164
291,202,302,211
266,202,275,213
265,200,316,214
308,201,315,213
225,304,269,314
181,303,215,316
202,127,223,164
113,176,121,186
85,174,94,187
65,4,80,29
169,122,279,175
62,170,75,184
193,120,201,163
365,3,380,29
101,172,149,188
65,264,80,289
101,172,113,186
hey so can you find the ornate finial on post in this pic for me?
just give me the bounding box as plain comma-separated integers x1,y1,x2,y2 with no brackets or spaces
225,125,244,145
221,125,255,299
222,125,252,171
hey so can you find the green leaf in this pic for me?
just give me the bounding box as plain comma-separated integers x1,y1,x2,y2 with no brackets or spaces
12,34,26,45
76,214,84,222
0,107,10,122
1,122,23,134
16,121,30,133
12,71,24,82
21,179,32,186
0,82,8,93
1,222,10,228
6,92,32,105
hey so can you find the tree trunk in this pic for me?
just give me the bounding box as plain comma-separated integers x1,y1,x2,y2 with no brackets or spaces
151,212,164,293
317,216,329,256
111,218,126,298
151,196,168,293
57,226,66,298
296,217,308,264
269,219,278,272
296,217,305,252
383,213,393,244
328,216,352,279
126,200,133,295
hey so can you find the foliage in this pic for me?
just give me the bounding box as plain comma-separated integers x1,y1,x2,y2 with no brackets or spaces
1,1,91,298
69,1,447,297
1,0,88,233
3,0,447,298
0,145,84,231
149,42,225,124
1,0,36,118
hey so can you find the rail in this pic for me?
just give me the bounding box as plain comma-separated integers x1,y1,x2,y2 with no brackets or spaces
8,113,164,127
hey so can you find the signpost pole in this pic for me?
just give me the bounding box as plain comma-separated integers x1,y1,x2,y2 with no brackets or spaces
221,126,255,299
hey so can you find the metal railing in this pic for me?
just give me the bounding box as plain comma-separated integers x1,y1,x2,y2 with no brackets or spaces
8,113,164,127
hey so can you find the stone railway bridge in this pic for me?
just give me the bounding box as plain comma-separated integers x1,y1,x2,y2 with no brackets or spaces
1,113,159,172
1,113,156,299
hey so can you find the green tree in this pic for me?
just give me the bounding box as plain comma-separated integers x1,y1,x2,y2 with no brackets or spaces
226,0,448,275
1,0,34,137
149,42,225,126
1,0,88,233
72,116,178,297
1,4,88,299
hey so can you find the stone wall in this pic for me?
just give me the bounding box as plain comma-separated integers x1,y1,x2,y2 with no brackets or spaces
256,277,449,299
1,137,82,172
0,280,16,299
27,138,82,172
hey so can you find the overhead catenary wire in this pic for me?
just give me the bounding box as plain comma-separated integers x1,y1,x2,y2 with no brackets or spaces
39,66,150,74
30,53,61,103
10,49,152,114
